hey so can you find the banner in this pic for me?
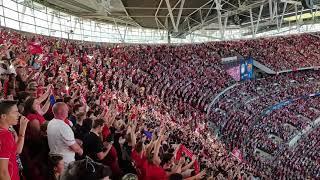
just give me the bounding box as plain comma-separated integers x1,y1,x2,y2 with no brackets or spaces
175,145,200,174
240,57,254,80
263,92,320,116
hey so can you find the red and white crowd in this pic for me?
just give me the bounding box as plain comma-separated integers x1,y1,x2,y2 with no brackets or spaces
0,25,319,180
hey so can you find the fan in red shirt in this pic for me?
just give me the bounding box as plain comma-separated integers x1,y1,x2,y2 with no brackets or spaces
0,100,29,180
131,141,147,179
143,126,168,180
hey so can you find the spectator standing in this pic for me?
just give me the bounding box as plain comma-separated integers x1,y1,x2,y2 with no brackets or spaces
47,102,83,167
82,118,112,162
0,100,29,180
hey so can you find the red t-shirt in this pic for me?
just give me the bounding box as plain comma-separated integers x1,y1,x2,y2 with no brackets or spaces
131,150,147,179
26,113,46,125
131,150,145,170
145,163,168,180
102,126,111,140
103,146,121,176
0,127,19,180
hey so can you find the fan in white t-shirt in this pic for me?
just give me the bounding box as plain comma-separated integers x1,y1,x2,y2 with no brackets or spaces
47,102,83,167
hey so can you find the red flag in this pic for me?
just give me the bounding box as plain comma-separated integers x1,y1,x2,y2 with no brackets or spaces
175,145,200,174
28,42,43,55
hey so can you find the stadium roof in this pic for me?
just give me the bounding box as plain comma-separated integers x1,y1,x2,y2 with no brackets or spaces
33,0,320,38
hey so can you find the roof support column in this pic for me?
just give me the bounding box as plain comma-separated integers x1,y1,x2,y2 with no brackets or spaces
113,19,125,42
249,8,255,38
214,0,223,39
176,0,185,29
164,0,178,32
294,4,298,27
279,2,287,29
269,0,273,21
274,1,279,31
222,14,228,40
255,4,264,36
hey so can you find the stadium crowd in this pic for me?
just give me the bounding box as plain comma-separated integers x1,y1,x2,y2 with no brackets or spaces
211,33,320,71
0,26,320,180
0,27,252,180
212,70,320,178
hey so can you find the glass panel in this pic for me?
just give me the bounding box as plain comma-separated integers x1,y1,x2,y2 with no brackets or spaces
33,9,47,21
5,18,19,30
50,29,61,38
73,34,82,40
36,26,49,36
0,16,4,27
61,31,69,39
35,18,48,29
3,0,17,9
4,7,19,20
83,20,91,31
17,4,34,16
50,21,60,31
0,5,3,16
21,22,35,33
20,13,34,25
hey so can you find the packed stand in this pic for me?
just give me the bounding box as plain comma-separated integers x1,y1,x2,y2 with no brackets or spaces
210,70,320,178
0,27,253,180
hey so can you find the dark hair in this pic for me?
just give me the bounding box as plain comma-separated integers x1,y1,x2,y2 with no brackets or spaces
64,96,72,103
92,118,105,129
73,104,82,113
0,100,17,115
23,97,37,115
134,141,144,153
169,173,183,180
160,153,174,166
48,154,63,180
48,154,63,170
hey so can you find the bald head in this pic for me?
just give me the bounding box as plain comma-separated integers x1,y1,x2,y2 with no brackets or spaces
52,102,69,120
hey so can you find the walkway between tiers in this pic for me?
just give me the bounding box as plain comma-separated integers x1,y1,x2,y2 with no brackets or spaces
288,116,320,148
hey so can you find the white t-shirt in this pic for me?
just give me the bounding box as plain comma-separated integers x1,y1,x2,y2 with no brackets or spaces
47,118,76,165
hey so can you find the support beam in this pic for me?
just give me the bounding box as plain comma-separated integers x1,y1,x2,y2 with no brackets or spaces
222,14,228,39
249,8,255,38
176,0,185,29
155,0,163,17
113,18,125,42
199,9,204,24
272,0,277,20
187,17,191,31
183,0,268,36
255,4,264,36
269,0,273,21
298,6,304,31
156,18,167,29
165,0,178,32
204,2,215,22
182,0,215,23
295,4,298,27
274,1,279,31
214,0,223,39
279,2,287,29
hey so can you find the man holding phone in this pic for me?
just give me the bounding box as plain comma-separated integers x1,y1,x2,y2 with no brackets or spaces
0,100,29,180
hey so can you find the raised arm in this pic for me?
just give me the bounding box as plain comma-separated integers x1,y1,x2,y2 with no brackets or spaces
152,126,164,163
16,116,29,154
37,85,52,103
40,94,51,115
